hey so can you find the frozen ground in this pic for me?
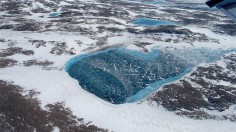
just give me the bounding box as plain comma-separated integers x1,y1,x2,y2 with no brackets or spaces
0,0,236,131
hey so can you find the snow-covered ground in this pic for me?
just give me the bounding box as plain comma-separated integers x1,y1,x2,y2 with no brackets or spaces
0,0,236,131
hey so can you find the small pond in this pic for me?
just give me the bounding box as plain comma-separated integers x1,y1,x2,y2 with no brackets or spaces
132,18,176,26
48,12,62,17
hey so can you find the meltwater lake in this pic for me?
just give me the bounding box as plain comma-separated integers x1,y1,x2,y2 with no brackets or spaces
48,12,62,17
132,18,176,26
65,47,236,104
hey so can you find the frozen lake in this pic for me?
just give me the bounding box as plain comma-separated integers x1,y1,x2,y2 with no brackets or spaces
65,47,236,104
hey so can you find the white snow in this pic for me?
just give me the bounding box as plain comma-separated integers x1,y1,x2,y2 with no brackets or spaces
1,0,236,131
59,1,72,6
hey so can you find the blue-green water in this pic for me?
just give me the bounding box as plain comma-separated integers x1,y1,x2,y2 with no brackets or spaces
132,18,176,26
49,12,62,17
65,47,236,104
126,67,193,102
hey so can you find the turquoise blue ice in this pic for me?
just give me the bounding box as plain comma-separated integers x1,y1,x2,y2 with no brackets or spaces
65,47,236,104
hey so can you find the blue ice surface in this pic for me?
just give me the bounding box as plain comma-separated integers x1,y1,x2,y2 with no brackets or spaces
48,12,62,17
132,18,176,26
119,48,160,60
65,47,236,104
126,48,236,103
125,67,193,103
65,47,120,71
192,48,236,63
66,47,189,104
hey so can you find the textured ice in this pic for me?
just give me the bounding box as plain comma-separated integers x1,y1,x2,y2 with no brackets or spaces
66,48,236,104
66,48,188,104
